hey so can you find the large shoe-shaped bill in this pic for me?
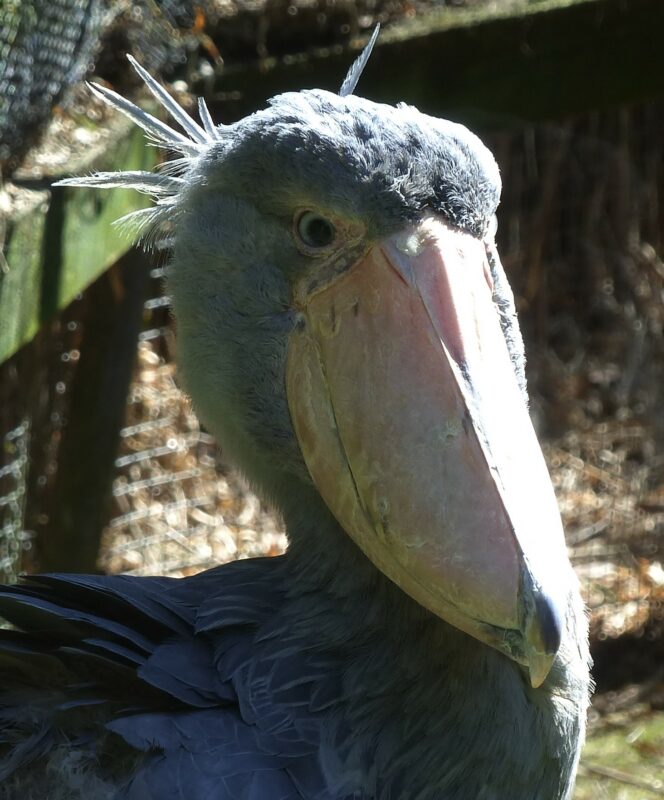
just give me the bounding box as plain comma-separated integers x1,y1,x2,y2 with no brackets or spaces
286,214,572,688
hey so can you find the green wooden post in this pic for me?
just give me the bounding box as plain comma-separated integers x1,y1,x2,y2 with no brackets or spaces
0,120,155,364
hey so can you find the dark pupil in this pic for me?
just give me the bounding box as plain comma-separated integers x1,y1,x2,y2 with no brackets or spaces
303,215,334,247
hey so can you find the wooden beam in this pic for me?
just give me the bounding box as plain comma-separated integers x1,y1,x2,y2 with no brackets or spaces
0,121,155,365
214,0,664,128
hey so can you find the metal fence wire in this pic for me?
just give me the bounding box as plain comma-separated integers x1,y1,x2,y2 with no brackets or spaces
0,420,31,581
99,267,286,577
0,261,286,586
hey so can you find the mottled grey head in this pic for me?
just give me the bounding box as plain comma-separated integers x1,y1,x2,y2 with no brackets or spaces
55,27,525,501
56,32,521,476
55,28,525,466
56,34,580,694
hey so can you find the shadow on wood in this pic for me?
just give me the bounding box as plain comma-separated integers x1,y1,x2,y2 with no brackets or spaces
36,248,151,572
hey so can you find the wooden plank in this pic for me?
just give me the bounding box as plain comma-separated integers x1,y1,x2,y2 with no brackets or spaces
0,121,155,365
215,0,664,128
36,249,151,573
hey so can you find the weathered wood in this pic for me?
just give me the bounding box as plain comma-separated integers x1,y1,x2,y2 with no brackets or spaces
215,0,664,128
0,121,154,365
37,248,151,573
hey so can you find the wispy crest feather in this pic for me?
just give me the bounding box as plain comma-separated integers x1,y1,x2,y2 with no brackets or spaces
54,56,220,242
339,25,380,97
55,30,381,242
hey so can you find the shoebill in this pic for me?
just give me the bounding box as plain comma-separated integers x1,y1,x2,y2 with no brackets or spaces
0,29,590,800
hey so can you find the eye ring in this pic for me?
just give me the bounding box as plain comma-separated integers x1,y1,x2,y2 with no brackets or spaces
294,210,337,251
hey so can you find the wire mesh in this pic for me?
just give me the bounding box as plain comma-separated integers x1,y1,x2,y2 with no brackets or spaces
98,267,287,578
0,420,31,583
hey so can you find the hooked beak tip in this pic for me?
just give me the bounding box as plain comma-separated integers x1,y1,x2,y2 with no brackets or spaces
535,592,564,655
525,591,564,687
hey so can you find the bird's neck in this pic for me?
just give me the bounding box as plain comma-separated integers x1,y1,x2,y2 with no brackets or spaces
279,479,462,655
269,484,585,800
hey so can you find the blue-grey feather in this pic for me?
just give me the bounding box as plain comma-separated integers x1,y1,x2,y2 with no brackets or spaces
86,82,199,154
338,25,380,98
126,55,210,146
197,97,220,139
